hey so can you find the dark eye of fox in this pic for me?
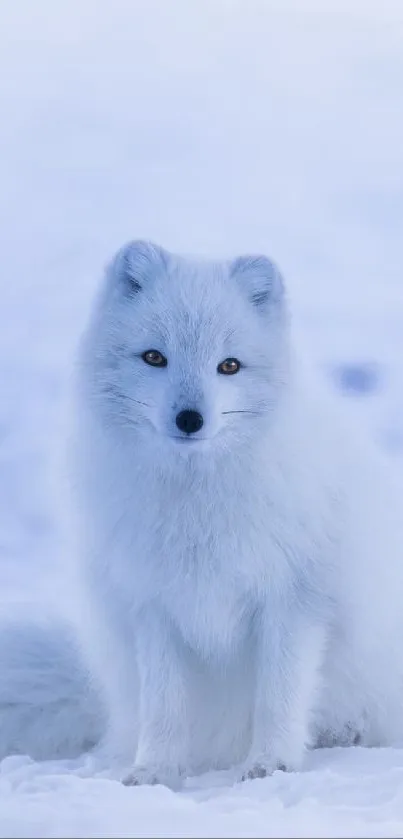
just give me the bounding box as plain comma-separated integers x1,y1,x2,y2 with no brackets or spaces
217,358,241,375
142,350,168,368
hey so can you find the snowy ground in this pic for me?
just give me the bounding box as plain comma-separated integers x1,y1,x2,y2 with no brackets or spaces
1,1,403,835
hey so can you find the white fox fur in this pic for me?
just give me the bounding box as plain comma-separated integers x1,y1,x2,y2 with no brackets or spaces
0,614,103,760
2,240,403,787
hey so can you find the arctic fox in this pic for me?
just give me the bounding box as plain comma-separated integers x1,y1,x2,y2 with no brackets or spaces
2,240,403,787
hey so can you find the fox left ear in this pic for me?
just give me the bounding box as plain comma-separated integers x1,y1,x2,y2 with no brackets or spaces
230,254,284,309
111,240,168,296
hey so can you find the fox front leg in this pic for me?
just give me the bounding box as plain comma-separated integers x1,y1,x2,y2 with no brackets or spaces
241,605,325,780
123,610,189,790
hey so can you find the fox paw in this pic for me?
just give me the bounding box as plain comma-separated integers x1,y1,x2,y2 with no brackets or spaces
122,763,183,790
239,750,303,782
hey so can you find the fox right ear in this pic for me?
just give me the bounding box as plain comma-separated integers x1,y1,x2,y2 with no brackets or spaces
111,240,168,295
230,254,284,311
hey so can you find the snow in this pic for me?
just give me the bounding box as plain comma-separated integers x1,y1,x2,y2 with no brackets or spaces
4,749,403,838
1,0,403,835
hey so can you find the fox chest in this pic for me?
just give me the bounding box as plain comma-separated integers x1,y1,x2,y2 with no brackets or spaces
144,514,270,655
101,484,283,653
165,564,256,655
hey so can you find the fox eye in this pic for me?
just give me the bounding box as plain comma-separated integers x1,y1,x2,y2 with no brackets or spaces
217,357,241,375
142,350,167,367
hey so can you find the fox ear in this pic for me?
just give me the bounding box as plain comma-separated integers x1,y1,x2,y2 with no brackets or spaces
111,240,168,295
230,254,284,309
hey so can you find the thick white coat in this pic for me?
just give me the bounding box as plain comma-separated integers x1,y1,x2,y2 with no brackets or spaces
2,241,403,785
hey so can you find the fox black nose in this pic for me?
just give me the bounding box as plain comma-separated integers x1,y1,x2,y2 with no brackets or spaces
176,409,204,435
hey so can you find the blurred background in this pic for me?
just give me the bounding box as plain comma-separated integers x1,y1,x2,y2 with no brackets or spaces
0,0,402,603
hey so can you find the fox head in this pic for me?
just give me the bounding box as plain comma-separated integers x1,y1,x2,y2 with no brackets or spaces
82,240,289,460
